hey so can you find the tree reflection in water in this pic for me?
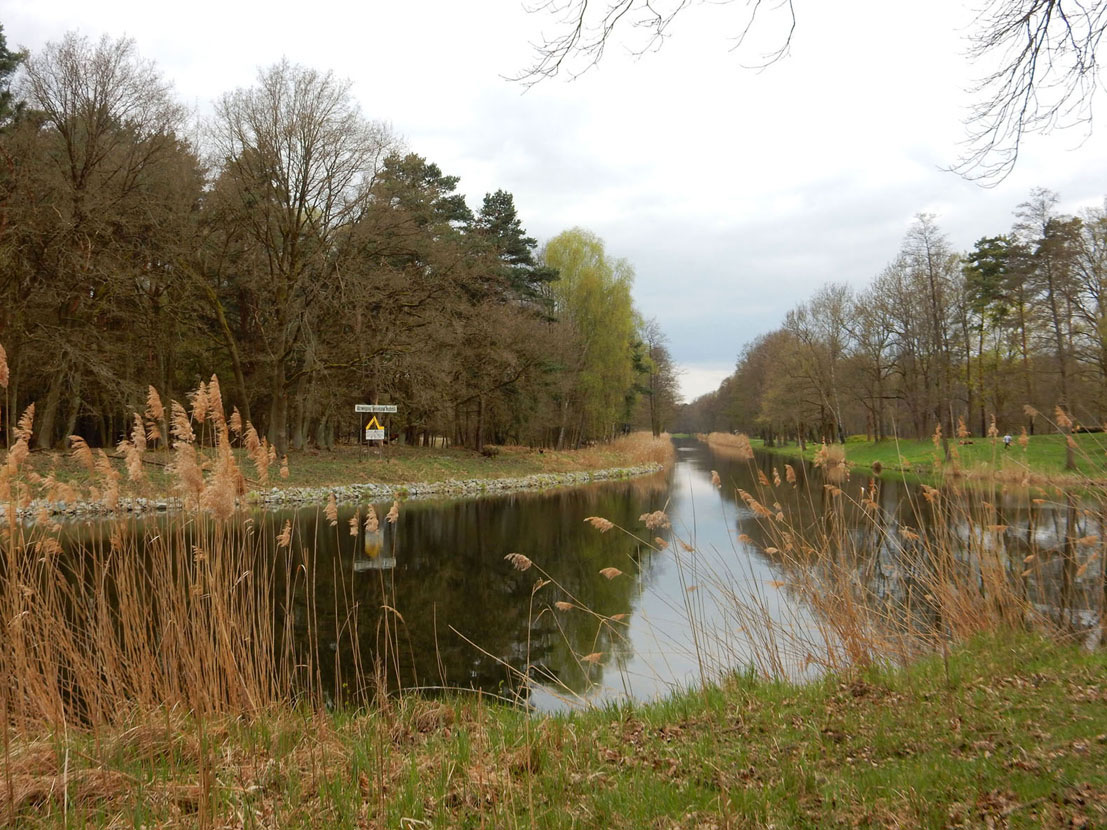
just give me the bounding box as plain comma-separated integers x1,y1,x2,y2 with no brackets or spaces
52,439,1105,715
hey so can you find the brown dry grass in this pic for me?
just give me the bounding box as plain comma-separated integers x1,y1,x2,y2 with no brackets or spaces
0,768,136,820
1,374,670,737
701,431,754,462
722,465,1094,672
5,431,673,504
0,372,1103,826
575,431,1104,684
0,382,335,733
1,636,1102,828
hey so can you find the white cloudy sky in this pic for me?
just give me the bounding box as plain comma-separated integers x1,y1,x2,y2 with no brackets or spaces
4,0,1106,400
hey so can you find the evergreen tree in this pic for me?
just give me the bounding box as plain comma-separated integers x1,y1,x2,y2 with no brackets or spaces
0,24,25,125
474,189,557,308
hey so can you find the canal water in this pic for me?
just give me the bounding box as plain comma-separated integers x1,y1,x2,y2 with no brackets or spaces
57,437,1105,711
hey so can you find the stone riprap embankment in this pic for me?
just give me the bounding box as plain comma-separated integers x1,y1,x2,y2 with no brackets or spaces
257,463,663,507
10,464,664,523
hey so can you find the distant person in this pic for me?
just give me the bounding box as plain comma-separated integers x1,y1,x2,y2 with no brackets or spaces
1003,433,1012,450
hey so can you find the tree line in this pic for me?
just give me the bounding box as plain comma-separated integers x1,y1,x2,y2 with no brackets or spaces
0,28,679,452
683,189,1107,467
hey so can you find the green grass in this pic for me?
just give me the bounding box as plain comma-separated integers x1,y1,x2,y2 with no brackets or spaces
16,435,671,503
4,633,1104,828
753,432,1107,482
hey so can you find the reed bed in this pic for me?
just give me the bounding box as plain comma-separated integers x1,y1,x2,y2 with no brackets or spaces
699,433,1107,674
699,431,755,463
0,357,1104,825
530,428,1107,705
0,367,669,736
0,378,378,733
2,384,1100,730
565,430,676,469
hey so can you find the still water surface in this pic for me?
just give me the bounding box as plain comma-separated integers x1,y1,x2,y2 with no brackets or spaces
63,438,1104,711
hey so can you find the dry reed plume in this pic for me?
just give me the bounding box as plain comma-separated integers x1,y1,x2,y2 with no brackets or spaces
575,429,1107,689
569,431,675,469
0,376,324,736
701,432,754,462
716,454,1105,674
813,442,849,484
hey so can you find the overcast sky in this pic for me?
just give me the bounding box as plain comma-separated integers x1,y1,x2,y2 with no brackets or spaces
4,0,1106,401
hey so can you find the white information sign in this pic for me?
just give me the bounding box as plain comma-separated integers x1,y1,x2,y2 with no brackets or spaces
355,404,398,413
364,415,386,442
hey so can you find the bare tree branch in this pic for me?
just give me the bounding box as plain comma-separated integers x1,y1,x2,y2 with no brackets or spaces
509,0,795,86
515,0,1107,185
955,0,1107,183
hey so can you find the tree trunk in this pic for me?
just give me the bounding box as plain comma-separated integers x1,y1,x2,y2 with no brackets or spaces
268,364,288,454
475,395,485,453
977,326,987,437
62,372,82,443
556,399,568,450
290,373,308,451
34,368,66,450
197,279,252,426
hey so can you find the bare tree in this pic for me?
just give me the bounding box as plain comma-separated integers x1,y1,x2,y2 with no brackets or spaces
208,60,391,452
957,0,1107,182
1072,202,1107,413
904,214,963,457
1014,188,1083,467
783,283,853,444
12,32,195,448
638,317,680,437
513,0,795,85
847,285,897,441
518,0,1107,182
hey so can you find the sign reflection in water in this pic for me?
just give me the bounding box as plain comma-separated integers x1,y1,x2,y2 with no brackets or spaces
59,438,1104,713
266,443,823,712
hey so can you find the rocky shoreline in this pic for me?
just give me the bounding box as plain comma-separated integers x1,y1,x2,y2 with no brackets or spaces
10,463,666,523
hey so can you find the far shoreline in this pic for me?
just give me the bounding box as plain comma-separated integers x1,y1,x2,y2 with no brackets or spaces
706,432,1107,488
5,434,675,523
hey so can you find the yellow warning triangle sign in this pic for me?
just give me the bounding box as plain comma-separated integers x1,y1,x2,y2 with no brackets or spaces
366,416,383,430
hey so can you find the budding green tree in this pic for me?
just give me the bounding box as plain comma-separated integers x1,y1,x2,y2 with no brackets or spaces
542,228,637,447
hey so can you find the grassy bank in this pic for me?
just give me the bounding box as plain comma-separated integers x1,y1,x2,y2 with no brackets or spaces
3,633,1103,828
267,432,674,489
12,432,673,503
749,432,1107,481
4,409,1104,828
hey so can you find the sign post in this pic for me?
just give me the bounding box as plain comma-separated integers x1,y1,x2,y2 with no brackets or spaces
355,404,398,459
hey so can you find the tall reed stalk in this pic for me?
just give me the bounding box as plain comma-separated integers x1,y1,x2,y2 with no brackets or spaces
0,378,375,732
